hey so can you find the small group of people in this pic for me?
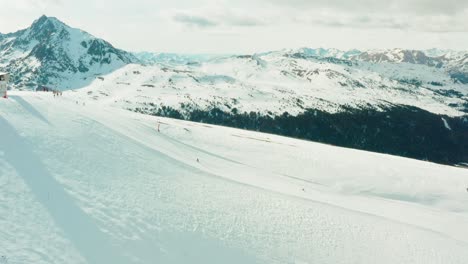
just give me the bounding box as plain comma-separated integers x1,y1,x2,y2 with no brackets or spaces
36,86,63,97
38,86,50,92
53,90,63,97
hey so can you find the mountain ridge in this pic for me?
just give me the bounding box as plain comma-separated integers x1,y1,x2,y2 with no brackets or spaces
0,15,137,90
1,15,468,89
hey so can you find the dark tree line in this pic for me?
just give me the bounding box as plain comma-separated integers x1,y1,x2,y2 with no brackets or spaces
134,104,468,165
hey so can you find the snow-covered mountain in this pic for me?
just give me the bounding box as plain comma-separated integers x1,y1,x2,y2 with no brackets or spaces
353,48,468,84
0,15,137,90
77,49,468,117
72,48,468,164
291,47,362,60
1,16,467,164
356,49,443,66
1,92,468,263
134,52,223,66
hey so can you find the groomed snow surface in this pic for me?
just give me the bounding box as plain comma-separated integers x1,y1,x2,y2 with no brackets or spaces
1,91,468,264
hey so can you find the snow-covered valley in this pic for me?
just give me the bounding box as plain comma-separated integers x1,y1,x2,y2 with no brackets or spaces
1,91,468,264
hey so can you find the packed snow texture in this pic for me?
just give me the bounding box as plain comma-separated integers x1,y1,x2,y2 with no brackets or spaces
0,92,468,264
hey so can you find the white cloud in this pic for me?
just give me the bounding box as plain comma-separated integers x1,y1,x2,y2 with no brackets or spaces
173,14,219,28
292,10,468,32
167,7,267,30
265,0,468,15
164,1,468,34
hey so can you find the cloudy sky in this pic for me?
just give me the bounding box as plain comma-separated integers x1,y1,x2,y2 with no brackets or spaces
0,0,467,53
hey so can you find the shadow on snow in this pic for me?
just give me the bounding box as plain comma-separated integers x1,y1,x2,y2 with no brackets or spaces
0,116,127,264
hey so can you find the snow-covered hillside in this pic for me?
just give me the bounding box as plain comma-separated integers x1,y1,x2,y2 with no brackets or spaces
0,15,136,90
1,92,468,264
75,51,468,117
67,50,468,166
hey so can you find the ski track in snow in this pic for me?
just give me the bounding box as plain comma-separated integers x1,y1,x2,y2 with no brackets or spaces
0,91,468,264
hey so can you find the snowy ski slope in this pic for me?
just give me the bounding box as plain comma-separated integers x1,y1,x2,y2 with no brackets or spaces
0,91,468,264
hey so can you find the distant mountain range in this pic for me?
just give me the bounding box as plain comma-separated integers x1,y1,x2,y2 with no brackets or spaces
1,16,467,90
356,49,468,84
1,15,467,165
134,52,225,66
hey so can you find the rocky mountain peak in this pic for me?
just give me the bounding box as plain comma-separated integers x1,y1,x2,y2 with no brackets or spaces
0,15,137,90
